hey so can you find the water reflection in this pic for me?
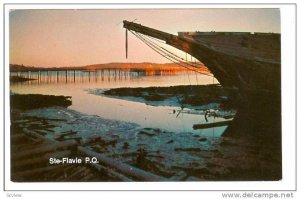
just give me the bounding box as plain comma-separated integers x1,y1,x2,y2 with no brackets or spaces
10,69,224,135
10,69,185,85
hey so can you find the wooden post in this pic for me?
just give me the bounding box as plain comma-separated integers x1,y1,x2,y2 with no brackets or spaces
47,71,49,83
57,71,59,82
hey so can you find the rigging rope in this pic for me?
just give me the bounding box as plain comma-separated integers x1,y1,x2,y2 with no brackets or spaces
129,30,213,76
142,34,206,68
139,32,194,64
184,52,191,86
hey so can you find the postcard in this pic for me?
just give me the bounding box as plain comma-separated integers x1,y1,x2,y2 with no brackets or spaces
3,2,297,198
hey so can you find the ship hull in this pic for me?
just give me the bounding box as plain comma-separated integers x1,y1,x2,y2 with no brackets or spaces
123,21,282,179
166,35,281,95
123,20,281,140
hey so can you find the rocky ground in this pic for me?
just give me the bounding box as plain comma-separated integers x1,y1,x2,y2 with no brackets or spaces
11,104,281,181
99,84,238,110
88,84,238,119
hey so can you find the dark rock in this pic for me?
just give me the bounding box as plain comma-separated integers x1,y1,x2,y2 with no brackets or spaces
136,148,148,168
11,94,72,110
122,142,129,149
199,137,208,142
166,140,174,144
139,128,161,137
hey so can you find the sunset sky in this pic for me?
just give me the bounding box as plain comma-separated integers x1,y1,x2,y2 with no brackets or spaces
9,9,280,67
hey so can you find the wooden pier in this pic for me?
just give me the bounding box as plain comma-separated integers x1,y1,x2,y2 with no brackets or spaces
11,69,140,84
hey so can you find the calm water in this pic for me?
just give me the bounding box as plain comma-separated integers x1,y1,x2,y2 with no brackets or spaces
10,69,226,136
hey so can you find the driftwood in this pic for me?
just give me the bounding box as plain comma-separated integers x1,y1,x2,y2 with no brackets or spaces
78,146,167,181
89,162,134,182
13,150,72,169
169,171,187,181
13,164,69,178
193,120,232,129
11,133,28,142
12,140,77,160
12,124,168,181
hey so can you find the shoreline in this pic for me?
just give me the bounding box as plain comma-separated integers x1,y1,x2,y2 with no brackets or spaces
10,93,281,181
88,84,237,119
10,76,36,83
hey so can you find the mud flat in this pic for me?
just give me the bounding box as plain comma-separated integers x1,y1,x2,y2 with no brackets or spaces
10,93,281,181
101,84,237,109
11,94,72,110
89,84,237,119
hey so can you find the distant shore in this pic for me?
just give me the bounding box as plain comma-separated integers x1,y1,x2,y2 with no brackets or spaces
9,62,210,74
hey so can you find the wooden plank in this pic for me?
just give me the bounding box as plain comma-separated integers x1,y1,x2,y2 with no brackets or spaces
13,164,68,179
11,133,27,142
90,162,133,182
65,167,87,180
169,171,187,181
13,150,72,169
22,128,49,141
12,140,77,160
81,173,94,181
78,146,167,181
193,120,233,130
55,165,77,181
12,140,45,153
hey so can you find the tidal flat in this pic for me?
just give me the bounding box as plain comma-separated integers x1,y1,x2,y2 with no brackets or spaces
10,93,281,181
